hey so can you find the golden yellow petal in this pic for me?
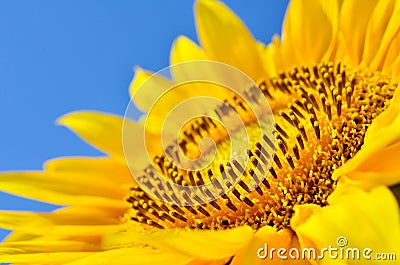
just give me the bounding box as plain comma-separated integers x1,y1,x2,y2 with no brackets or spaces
292,186,400,264
170,35,207,66
128,67,174,112
0,171,125,199
57,111,160,169
187,260,228,265
382,29,400,75
0,252,93,264
0,170,128,206
2,231,38,243
64,248,192,265
57,111,125,157
44,157,132,185
362,0,400,70
195,0,265,81
0,211,122,238
336,0,379,65
281,0,338,68
169,36,224,100
0,239,99,254
128,67,214,138
103,226,253,261
259,36,282,78
387,53,400,82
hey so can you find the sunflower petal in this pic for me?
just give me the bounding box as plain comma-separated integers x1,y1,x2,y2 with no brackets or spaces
1,171,125,199
64,248,192,265
0,252,93,264
57,111,125,157
128,66,210,137
195,0,265,81
0,239,99,254
169,36,213,89
0,172,127,209
103,226,253,261
170,35,207,66
43,157,132,185
291,186,400,264
362,0,400,70
129,67,174,112
337,0,380,64
0,211,122,238
281,0,339,68
260,36,282,78
382,29,400,74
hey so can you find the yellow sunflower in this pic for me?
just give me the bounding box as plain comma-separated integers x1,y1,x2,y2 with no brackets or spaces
1,0,400,264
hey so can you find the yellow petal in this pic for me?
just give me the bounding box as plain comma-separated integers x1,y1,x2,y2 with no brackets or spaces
332,85,400,188
195,0,265,81
128,67,209,137
336,0,380,65
44,157,132,185
382,29,400,74
291,186,400,264
64,248,192,265
0,239,99,254
58,111,160,169
57,111,125,157
170,35,207,66
169,37,243,117
1,171,125,199
1,206,122,232
169,36,215,92
0,252,93,264
260,36,282,78
281,0,339,68
362,0,400,70
128,67,174,112
0,173,127,209
2,231,38,243
103,226,253,261
387,54,400,83
0,211,122,238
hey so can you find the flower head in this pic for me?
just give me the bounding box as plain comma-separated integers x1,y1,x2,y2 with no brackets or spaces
1,0,400,264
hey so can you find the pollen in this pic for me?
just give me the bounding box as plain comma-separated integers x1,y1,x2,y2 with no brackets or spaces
126,62,396,231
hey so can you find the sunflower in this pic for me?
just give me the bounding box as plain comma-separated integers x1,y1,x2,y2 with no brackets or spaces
1,0,400,264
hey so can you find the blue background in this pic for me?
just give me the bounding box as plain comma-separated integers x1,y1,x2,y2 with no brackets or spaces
0,0,288,241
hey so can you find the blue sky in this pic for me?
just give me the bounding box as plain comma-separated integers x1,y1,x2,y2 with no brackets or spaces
0,1,289,240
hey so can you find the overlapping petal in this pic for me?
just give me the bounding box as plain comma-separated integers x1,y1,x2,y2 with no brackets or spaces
292,185,400,264
195,0,265,81
103,226,253,261
57,111,126,158
280,0,339,68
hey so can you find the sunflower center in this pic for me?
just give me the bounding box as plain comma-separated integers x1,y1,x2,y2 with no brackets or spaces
126,62,396,231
